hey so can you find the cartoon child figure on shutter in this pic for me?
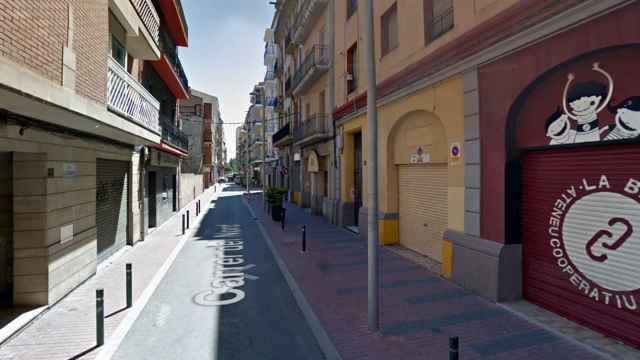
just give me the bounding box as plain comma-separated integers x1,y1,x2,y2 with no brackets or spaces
605,96,640,140
545,107,576,145
562,62,614,143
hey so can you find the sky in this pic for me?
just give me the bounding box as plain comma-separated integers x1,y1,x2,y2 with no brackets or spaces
180,0,275,160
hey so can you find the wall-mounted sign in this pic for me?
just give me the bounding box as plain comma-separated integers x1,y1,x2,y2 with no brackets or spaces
63,162,76,177
410,146,431,163
450,142,462,164
307,151,319,172
294,152,301,161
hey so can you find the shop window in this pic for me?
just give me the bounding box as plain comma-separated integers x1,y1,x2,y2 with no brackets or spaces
424,0,454,44
381,3,399,57
347,43,358,94
347,0,358,19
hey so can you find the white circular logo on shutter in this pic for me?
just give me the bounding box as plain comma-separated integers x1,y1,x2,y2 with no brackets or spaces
563,191,640,292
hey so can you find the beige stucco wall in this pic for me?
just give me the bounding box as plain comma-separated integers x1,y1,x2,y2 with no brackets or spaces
339,75,464,233
334,0,519,105
180,173,204,206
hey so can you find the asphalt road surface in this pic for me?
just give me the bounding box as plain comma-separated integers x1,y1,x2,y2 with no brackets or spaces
113,185,324,360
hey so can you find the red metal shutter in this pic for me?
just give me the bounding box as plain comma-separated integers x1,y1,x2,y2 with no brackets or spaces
522,144,640,347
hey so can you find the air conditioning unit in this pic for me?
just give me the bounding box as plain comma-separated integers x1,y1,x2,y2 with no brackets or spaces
345,73,353,81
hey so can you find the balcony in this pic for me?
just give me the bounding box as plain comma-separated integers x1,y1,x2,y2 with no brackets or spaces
160,116,189,151
264,43,277,66
291,45,329,95
294,114,330,147
110,0,160,60
265,70,276,81
292,0,329,44
272,122,293,147
151,32,189,99
285,30,296,54
107,57,160,133
158,0,189,46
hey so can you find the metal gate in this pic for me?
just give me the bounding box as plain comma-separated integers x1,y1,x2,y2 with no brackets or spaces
521,144,640,347
96,159,129,263
398,164,447,261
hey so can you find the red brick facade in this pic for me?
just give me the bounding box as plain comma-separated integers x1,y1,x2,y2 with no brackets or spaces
0,0,108,104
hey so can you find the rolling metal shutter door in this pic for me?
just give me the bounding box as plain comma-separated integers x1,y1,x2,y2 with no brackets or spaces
96,159,129,263
398,164,447,261
522,144,640,347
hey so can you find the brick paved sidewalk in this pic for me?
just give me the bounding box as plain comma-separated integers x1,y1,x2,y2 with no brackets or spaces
0,187,219,360
247,195,605,360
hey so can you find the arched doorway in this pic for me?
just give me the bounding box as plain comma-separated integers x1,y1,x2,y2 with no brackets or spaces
506,45,640,347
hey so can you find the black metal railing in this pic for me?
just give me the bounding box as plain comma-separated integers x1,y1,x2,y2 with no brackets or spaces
293,114,328,142
431,7,454,40
273,122,291,144
159,30,189,91
291,45,329,92
160,116,189,151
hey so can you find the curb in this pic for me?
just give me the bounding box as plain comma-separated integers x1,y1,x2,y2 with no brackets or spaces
243,196,343,360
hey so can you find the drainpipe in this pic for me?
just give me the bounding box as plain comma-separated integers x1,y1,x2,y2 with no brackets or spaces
329,0,338,224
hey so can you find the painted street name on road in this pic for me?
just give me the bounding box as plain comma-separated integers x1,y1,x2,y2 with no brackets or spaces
193,225,257,306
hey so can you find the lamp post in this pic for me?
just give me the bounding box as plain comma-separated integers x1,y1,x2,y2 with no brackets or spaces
364,0,379,331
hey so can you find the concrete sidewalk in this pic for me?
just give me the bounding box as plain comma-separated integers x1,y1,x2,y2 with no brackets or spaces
247,195,605,360
0,187,219,360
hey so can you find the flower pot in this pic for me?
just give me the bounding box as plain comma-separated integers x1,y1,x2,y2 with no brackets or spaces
271,205,283,222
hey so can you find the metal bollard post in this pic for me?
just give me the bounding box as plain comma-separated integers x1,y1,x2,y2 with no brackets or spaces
182,214,185,235
302,225,306,252
126,263,132,308
187,210,190,229
96,289,104,346
449,336,459,360
281,208,286,230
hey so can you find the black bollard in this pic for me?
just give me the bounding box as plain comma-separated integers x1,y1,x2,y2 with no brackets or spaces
302,225,306,252
281,208,286,230
96,289,104,346
182,214,185,235
449,336,459,360
126,263,132,308
187,210,190,229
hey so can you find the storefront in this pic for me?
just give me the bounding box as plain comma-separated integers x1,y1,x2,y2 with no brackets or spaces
478,3,640,347
337,76,465,267
145,148,179,230
96,159,130,263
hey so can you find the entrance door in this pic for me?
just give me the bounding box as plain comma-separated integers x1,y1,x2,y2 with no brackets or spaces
96,159,129,263
521,144,640,348
353,133,362,226
398,164,447,261
148,171,157,228
172,174,177,212
0,153,13,305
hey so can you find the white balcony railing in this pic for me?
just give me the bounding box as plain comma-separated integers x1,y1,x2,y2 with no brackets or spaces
131,0,160,44
107,57,160,133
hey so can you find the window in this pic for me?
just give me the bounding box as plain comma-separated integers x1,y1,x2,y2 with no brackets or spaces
381,3,398,56
111,35,126,67
424,0,454,44
346,43,358,94
347,0,357,19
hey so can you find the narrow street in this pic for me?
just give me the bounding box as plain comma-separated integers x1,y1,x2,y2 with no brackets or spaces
112,185,323,360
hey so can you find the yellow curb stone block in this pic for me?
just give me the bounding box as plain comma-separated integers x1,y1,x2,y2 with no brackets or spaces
379,219,399,245
442,239,453,278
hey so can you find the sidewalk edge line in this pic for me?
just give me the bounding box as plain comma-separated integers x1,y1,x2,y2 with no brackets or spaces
243,197,343,360
95,188,216,360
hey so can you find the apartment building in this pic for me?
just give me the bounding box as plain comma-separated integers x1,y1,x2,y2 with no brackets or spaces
270,0,338,221
214,116,227,183
140,0,190,230
266,0,640,349
0,0,188,306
